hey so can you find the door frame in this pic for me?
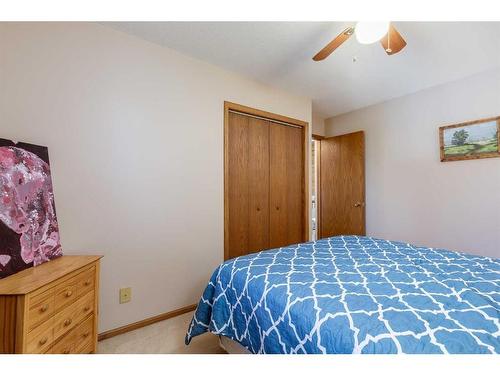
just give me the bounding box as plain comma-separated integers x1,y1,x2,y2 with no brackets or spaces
312,134,324,239
224,101,310,260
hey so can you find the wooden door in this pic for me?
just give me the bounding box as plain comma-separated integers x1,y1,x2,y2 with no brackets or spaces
319,131,365,238
227,112,270,259
269,123,304,248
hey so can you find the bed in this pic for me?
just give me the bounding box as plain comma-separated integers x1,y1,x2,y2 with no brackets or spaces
185,236,500,354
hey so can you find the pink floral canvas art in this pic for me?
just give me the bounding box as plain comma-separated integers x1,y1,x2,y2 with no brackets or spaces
0,138,62,278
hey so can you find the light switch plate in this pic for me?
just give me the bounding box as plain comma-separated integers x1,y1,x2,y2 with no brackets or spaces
120,287,131,304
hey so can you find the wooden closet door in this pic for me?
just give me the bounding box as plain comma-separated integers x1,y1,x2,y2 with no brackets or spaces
227,112,270,259
269,123,304,248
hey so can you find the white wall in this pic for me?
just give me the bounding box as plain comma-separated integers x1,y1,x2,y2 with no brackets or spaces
325,69,500,258
0,22,312,332
312,111,325,136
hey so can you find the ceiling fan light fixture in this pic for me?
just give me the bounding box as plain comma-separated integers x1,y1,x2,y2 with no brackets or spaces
355,22,390,44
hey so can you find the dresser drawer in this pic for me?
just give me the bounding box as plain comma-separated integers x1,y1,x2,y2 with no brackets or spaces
76,266,95,298
73,314,94,353
53,291,94,341
54,277,78,311
50,314,94,354
28,288,55,331
77,343,94,354
74,290,95,319
50,331,75,354
26,316,54,353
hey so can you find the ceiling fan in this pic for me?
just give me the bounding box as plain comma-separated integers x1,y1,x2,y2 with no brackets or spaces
313,22,407,61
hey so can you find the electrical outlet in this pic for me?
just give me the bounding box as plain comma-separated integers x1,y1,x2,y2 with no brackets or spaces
119,287,131,304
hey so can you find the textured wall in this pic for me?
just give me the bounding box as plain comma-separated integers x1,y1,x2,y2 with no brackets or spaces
0,22,312,332
326,69,500,258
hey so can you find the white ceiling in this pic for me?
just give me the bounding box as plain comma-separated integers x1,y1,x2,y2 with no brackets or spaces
103,22,500,118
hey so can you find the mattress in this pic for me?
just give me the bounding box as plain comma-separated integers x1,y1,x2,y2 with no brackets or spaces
185,236,500,354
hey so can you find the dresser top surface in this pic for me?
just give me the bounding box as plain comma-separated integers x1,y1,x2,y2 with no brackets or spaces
0,255,102,295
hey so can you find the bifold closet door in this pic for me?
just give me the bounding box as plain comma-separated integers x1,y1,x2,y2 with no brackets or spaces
269,123,304,248
227,112,270,259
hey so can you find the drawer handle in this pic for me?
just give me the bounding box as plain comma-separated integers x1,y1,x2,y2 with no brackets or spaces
65,290,73,298
84,281,91,286
39,337,48,346
64,318,72,327
40,304,49,313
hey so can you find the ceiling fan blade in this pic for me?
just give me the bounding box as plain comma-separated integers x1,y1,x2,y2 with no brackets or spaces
380,24,407,55
313,27,354,61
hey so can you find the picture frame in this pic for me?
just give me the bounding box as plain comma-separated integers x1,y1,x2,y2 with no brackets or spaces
439,116,500,162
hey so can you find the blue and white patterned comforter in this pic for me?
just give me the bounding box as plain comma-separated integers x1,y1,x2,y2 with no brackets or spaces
185,236,500,354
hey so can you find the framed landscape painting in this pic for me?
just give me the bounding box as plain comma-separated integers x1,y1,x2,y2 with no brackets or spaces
439,116,500,162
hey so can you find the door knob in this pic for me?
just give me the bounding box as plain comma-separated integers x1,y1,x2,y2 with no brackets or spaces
354,202,364,208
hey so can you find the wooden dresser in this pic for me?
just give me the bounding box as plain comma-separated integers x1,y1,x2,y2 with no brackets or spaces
0,255,102,354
